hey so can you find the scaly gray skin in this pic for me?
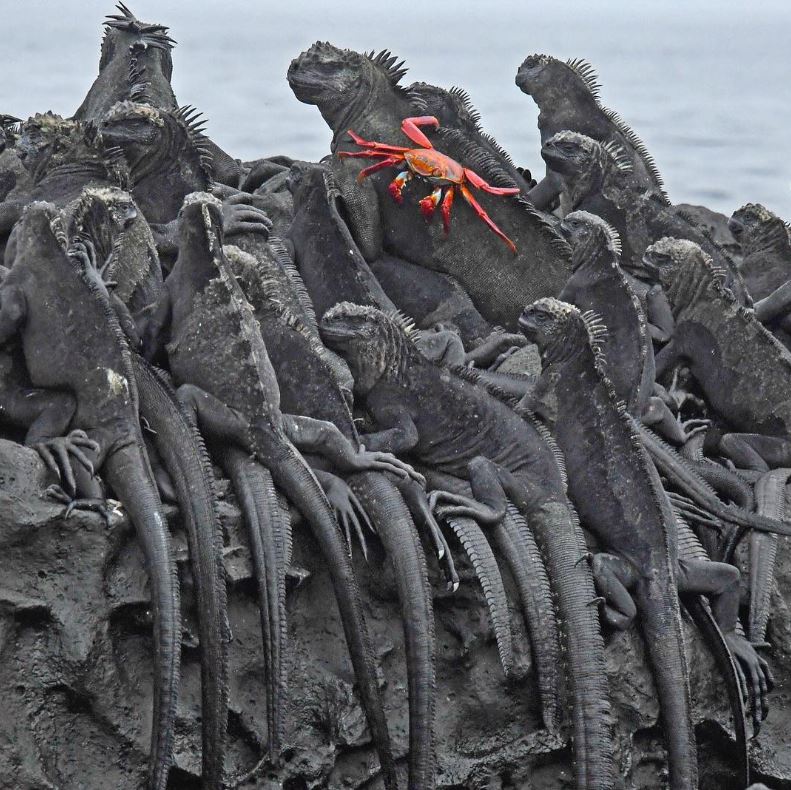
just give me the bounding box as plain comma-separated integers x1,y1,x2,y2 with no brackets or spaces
0,202,180,790
519,298,769,786
541,130,752,306
142,193,399,788
320,302,615,790
287,42,572,331
225,240,439,788
98,101,270,265
73,2,245,188
515,54,668,208
68,187,228,789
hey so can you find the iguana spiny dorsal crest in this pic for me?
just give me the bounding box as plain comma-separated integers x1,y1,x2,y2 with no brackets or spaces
521,297,608,367
516,53,667,199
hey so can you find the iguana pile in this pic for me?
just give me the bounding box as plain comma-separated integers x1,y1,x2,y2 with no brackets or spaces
519,297,772,786
540,129,752,304
287,42,572,330
515,53,668,208
320,302,615,790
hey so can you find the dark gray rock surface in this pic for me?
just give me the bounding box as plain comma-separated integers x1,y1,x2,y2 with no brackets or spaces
1,437,788,789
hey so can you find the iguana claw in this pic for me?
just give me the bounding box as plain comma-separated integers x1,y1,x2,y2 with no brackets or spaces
45,484,116,523
32,430,99,495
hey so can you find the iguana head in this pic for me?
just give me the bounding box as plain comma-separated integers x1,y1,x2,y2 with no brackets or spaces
642,237,726,311
559,210,621,269
17,202,69,261
15,113,78,173
409,83,481,135
516,54,601,104
542,131,630,181
519,297,598,364
99,101,211,186
729,202,790,254
321,302,422,394
288,42,410,129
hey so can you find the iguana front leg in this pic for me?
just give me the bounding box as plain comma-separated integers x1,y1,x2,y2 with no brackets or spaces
282,413,423,483
359,398,419,455
719,433,791,471
677,558,772,729
590,553,639,630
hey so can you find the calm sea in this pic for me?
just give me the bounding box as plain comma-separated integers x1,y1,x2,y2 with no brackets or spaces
2,0,789,217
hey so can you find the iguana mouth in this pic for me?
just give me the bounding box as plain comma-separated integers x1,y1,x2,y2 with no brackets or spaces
540,146,571,172
318,321,357,345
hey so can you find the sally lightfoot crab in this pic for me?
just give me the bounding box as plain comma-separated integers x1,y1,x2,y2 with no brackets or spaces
339,115,521,252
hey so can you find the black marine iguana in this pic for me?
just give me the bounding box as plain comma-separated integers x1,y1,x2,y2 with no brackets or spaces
142,192,412,788
0,202,180,790
67,185,229,789
74,2,246,188
540,130,752,305
320,302,615,790
225,242,439,788
98,100,270,260
515,53,668,208
519,297,772,787
287,42,572,330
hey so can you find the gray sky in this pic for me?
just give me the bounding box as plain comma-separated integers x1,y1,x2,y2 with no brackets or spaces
2,1,790,214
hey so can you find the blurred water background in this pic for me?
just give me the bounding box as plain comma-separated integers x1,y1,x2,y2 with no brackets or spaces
2,1,789,216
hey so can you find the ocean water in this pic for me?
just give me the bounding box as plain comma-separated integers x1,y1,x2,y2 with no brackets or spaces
2,0,789,217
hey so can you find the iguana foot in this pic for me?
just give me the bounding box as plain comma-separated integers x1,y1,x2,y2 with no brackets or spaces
724,631,773,733
350,445,425,486
32,430,100,495
45,484,119,523
428,489,504,526
322,474,373,560
218,191,273,238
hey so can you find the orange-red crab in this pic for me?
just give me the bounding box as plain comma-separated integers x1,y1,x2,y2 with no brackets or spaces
339,116,520,253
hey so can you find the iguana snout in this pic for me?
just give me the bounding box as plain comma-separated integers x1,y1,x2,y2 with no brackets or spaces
287,41,356,104
514,53,551,94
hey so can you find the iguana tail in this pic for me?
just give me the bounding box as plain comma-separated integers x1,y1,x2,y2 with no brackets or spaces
348,471,436,790
528,500,615,790
638,422,791,535
133,357,229,789
677,515,749,786
635,575,697,790
254,428,397,789
495,504,561,731
104,441,181,790
219,447,287,760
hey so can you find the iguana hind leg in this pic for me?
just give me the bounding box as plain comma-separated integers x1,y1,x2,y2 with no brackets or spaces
590,553,638,630
719,432,791,471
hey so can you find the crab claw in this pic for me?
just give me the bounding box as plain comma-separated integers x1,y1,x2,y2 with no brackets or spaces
419,187,443,221
389,170,411,203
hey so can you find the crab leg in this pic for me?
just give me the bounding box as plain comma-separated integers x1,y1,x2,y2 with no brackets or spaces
401,116,440,148
345,128,410,153
463,167,521,196
419,187,443,221
440,187,455,234
459,183,517,254
354,156,404,183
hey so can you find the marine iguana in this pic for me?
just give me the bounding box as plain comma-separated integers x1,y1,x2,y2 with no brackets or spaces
287,42,572,330
225,243,439,788
540,130,752,305
515,53,668,208
142,192,405,788
74,2,245,188
519,297,771,786
0,202,180,790
98,101,270,260
320,302,615,790
729,203,791,302
67,186,229,788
